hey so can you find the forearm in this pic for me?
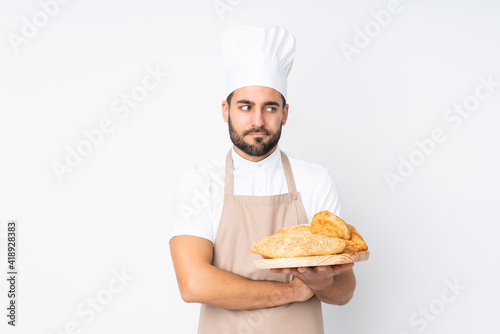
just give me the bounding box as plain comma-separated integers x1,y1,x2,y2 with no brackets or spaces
170,235,312,310
310,268,356,305
180,264,308,310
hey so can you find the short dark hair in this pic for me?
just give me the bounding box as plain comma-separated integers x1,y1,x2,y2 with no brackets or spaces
226,91,286,108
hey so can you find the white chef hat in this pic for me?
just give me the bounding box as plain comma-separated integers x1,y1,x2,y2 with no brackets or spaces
221,25,296,100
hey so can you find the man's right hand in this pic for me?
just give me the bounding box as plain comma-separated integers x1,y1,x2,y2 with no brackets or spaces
288,276,314,302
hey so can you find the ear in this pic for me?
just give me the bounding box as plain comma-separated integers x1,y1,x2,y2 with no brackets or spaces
222,100,229,123
281,104,289,126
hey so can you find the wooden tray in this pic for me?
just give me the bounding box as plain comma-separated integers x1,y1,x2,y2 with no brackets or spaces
255,251,369,269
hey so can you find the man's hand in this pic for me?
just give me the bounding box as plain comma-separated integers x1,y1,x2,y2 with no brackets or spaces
271,263,354,290
270,263,356,305
288,276,315,302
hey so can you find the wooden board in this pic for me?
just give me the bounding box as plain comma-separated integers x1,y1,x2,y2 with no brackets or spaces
255,251,369,269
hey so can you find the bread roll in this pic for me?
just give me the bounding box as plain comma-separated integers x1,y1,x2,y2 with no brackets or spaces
343,240,363,253
345,224,368,252
310,211,351,240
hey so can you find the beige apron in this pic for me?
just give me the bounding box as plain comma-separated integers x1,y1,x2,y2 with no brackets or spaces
198,150,324,334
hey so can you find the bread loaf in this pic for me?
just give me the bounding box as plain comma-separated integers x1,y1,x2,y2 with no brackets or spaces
276,224,311,234
251,233,346,258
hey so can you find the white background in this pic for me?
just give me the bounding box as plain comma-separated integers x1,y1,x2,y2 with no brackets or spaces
1,0,499,333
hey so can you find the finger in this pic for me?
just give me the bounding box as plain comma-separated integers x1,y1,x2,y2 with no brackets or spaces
316,266,329,272
297,267,314,276
331,262,354,275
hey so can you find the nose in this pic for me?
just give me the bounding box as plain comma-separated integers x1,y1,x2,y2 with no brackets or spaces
250,109,265,128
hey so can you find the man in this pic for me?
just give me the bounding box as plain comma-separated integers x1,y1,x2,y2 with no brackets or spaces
170,26,356,333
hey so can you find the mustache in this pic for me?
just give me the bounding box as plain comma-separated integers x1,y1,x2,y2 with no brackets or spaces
243,127,271,136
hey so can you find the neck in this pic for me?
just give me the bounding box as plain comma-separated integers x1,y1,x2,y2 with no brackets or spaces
233,145,278,162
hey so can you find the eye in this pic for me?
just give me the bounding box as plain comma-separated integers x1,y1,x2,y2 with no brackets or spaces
266,107,277,112
240,105,251,111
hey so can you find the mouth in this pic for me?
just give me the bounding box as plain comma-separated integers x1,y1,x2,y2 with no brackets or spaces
247,132,267,138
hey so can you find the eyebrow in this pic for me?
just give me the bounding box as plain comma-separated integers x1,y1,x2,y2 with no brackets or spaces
236,100,281,107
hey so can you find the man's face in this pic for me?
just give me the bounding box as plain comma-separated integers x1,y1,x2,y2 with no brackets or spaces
222,86,288,158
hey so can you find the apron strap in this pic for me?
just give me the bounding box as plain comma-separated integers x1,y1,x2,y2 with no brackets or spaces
224,149,298,195
225,150,234,195
280,151,298,194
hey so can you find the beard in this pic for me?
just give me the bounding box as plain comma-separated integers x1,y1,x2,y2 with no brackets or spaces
228,114,282,157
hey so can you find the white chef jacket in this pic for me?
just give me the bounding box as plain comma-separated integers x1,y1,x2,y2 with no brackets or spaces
169,146,342,243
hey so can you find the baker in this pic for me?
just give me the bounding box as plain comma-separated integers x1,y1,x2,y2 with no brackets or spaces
169,25,356,334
